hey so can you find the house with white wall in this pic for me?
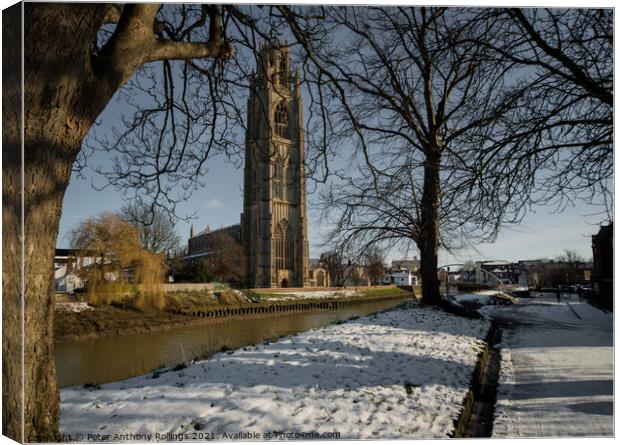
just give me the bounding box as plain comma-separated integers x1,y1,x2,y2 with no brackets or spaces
54,248,100,293
382,269,418,286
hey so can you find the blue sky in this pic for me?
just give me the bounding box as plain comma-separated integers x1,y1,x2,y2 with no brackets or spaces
58,147,604,265
57,13,610,266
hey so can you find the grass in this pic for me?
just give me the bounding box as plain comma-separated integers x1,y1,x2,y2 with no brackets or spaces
163,291,215,311
244,290,297,302
247,286,414,301
353,287,413,298
65,286,414,319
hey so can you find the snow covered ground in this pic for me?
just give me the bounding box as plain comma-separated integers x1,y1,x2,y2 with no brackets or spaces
448,291,516,310
56,302,93,313
490,294,613,437
61,302,489,440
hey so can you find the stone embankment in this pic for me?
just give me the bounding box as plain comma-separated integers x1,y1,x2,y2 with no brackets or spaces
178,291,413,319
55,288,414,343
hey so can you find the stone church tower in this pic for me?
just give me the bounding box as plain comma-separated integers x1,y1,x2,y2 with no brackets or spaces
242,41,310,288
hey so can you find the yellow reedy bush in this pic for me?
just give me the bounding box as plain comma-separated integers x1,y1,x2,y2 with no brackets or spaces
71,212,165,309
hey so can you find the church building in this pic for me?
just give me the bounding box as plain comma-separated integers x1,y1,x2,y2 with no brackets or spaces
187,41,311,288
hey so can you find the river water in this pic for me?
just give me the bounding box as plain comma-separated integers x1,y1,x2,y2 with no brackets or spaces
55,297,411,388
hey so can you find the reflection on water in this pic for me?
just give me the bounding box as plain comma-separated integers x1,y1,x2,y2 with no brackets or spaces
55,297,411,388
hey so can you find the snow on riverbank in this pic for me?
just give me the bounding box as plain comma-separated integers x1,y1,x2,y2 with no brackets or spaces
55,302,93,313
61,302,490,440
447,292,517,316
261,290,357,300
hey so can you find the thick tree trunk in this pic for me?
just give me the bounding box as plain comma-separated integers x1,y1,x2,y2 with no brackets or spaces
418,151,442,306
3,4,116,441
5,3,228,440
2,4,24,441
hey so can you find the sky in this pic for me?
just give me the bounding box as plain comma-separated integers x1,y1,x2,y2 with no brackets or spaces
56,5,611,267
58,148,604,266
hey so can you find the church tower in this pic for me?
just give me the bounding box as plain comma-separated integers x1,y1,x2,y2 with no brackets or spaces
242,41,310,288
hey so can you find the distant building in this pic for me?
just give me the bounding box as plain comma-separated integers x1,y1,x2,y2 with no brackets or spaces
437,267,460,283
516,260,544,286
476,261,517,285
459,261,521,285
54,248,99,293
383,270,418,286
517,259,592,288
459,266,477,283
342,264,370,287
383,258,421,286
457,258,593,288
308,258,330,288
186,224,242,260
241,41,310,288
592,222,613,297
391,257,420,273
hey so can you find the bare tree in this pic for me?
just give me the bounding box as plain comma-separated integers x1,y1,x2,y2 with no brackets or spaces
202,232,247,285
3,3,329,439
364,247,386,285
533,250,588,288
556,249,586,265
1,3,282,440
475,8,613,218
172,257,214,283
283,6,516,305
120,200,181,255
282,6,613,305
5,4,610,440
85,7,310,219
320,251,346,287
554,249,587,286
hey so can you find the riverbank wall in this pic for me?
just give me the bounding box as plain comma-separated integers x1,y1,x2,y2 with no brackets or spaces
178,291,414,319
55,289,415,343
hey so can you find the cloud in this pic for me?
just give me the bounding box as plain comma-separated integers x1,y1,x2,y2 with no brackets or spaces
206,198,224,209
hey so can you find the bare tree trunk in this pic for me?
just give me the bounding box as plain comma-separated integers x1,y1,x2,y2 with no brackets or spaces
2,4,24,441
4,3,231,439
418,152,442,306
3,4,115,441
20,125,91,443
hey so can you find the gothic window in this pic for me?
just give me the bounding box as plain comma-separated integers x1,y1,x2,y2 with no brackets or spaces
274,101,289,139
274,220,294,270
273,156,284,200
279,56,287,87
287,166,296,202
274,224,284,269
285,224,294,270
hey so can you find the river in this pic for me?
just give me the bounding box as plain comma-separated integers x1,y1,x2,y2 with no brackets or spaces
55,296,411,388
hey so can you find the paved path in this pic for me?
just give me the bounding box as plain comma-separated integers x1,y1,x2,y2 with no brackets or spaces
491,294,613,437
